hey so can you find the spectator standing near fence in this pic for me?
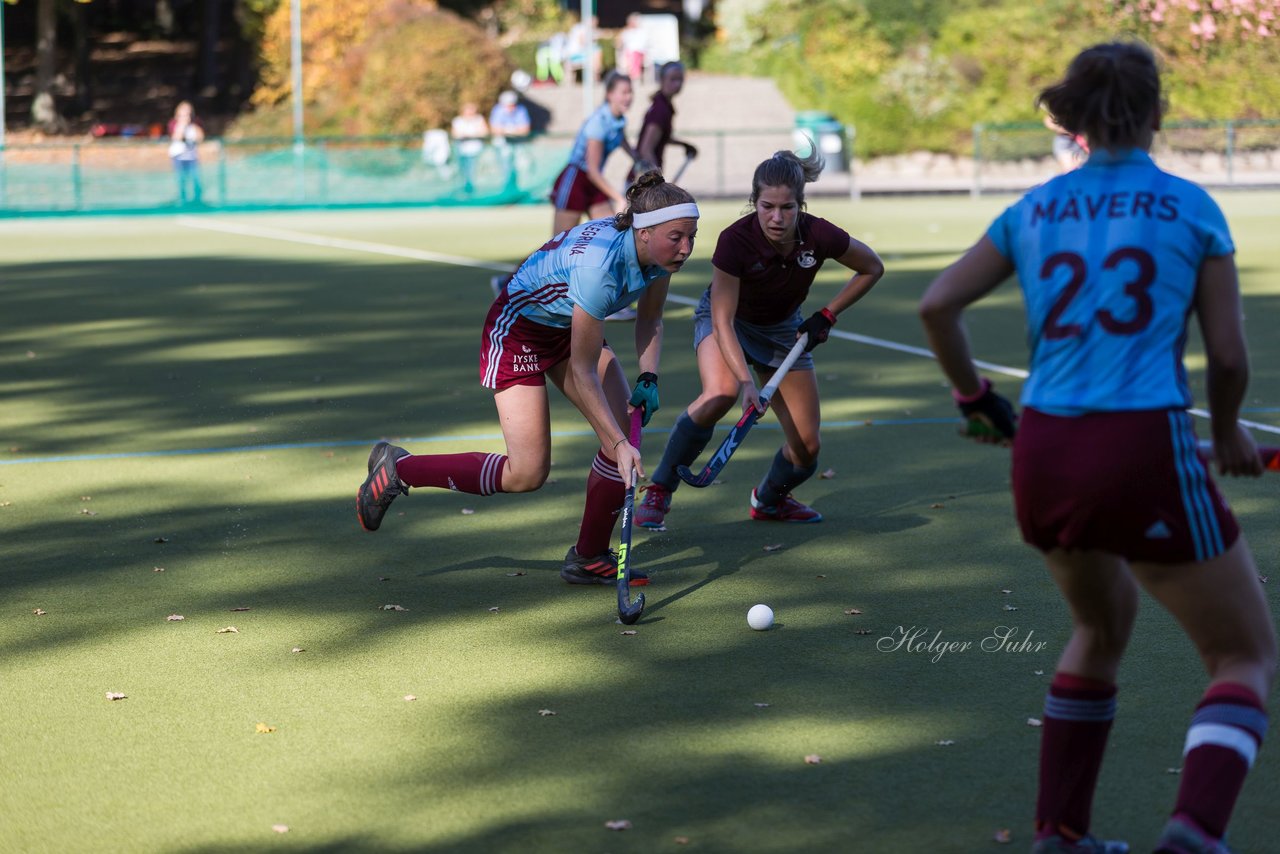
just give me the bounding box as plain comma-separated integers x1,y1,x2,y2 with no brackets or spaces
489,91,532,191
616,13,648,82
167,101,204,205
451,102,490,195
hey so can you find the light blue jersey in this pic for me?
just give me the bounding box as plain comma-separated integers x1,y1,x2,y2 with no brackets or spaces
566,104,628,170
507,218,668,326
987,149,1234,415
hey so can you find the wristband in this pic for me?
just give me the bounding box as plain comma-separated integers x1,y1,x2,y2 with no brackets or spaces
951,377,992,405
820,307,837,326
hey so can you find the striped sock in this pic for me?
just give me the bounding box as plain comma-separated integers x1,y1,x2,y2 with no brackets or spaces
1172,682,1267,839
575,450,625,558
1035,673,1118,841
394,452,507,495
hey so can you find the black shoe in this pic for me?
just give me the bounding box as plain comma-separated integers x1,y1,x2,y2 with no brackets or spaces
560,546,649,586
357,441,410,532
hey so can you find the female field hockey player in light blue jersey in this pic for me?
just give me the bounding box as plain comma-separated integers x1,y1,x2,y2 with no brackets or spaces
921,41,1274,854
549,71,642,236
358,172,698,586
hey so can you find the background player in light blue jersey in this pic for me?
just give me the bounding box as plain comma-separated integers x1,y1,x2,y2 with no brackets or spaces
549,71,642,237
921,42,1274,854
358,172,699,587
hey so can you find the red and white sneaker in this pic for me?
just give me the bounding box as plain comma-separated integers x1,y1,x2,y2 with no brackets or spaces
635,483,672,529
749,488,822,523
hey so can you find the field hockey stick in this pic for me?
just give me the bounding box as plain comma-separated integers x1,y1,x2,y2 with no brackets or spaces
1196,440,1280,472
671,151,696,184
675,333,809,488
616,406,647,625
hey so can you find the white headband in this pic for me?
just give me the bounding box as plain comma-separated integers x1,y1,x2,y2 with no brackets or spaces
632,203,700,229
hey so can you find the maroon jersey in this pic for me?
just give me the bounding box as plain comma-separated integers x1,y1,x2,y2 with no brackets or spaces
638,92,675,170
711,212,851,325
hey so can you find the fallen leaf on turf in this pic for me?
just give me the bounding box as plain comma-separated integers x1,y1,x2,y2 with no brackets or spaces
844,608,863,616
79,508,97,516
461,508,475,515
930,503,944,509
763,543,783,552
936,740,955,746
754,703,770,708
815,574,826,578
216,626,239,633
620,630,637,636
1167,767,1182,775
506,571,526,577
994,829,1012,844
381,604,408,611
1027,718,1043,728
1003,605,1019,611
819,468,837,479
291,647,304,654
853,629,872,635
272,825,289,834
80,496,92,501
1260,574,1269,584
230,607,251,612
711,479,724,485
33,609,46,616
255,722,276,733
404,695,417,702
604,820,632,831
154,537,169,544
1034,670,1044,676
166,614,185,622
0,501,11,507
675,837,690,845
1001,589,1013,594
488,606,501,613
538,709,557,716
378,576,390,581
153,567,165,572
803,754,822,764
106,692,127,701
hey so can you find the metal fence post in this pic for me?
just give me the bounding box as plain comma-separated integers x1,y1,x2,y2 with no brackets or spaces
1225,121,1236,186
318,139,329,204
72,143,83,209
716,130,725,198
847,125,859,201
971,123,982,199
217,139,227,206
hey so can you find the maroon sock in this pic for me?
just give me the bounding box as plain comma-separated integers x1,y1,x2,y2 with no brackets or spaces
1172,682,1267,840
574,450,624,558
394,452,507,495
1035,673,1117,841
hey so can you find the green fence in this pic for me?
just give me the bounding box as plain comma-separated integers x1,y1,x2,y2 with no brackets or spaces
972,118,1280,196
0,133,572,215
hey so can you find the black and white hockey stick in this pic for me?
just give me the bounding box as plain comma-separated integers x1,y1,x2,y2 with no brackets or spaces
675,333,809,488
617,406,646,625
671,151,696,184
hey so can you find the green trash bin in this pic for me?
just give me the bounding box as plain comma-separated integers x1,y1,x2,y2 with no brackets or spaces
793,110,849,172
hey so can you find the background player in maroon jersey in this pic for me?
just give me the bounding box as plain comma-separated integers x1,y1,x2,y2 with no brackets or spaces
638,144,883,528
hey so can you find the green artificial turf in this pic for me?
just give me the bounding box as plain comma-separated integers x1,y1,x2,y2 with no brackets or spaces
1,196,1278,852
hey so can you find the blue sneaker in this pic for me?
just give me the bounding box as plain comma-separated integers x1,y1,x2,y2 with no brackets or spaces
1030,834,1129,853
1154,816,1232,854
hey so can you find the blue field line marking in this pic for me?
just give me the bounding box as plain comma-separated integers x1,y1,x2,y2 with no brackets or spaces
0,418,960,467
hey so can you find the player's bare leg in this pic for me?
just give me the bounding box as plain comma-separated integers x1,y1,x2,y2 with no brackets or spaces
1132,538,1275,851
749,367,823,522
552,208,582,236
492,383,553,493
1032,550,1137,851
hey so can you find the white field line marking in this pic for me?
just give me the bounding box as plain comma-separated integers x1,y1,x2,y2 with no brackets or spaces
177,216,514,272
177,219,1280,436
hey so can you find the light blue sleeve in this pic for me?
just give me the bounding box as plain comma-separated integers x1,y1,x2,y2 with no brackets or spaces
582,109,610,141
1197,192,1235,258
568,266,617,320
985,202,1020,261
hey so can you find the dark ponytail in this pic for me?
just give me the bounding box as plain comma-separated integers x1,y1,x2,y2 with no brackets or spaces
1038,41,1162,152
